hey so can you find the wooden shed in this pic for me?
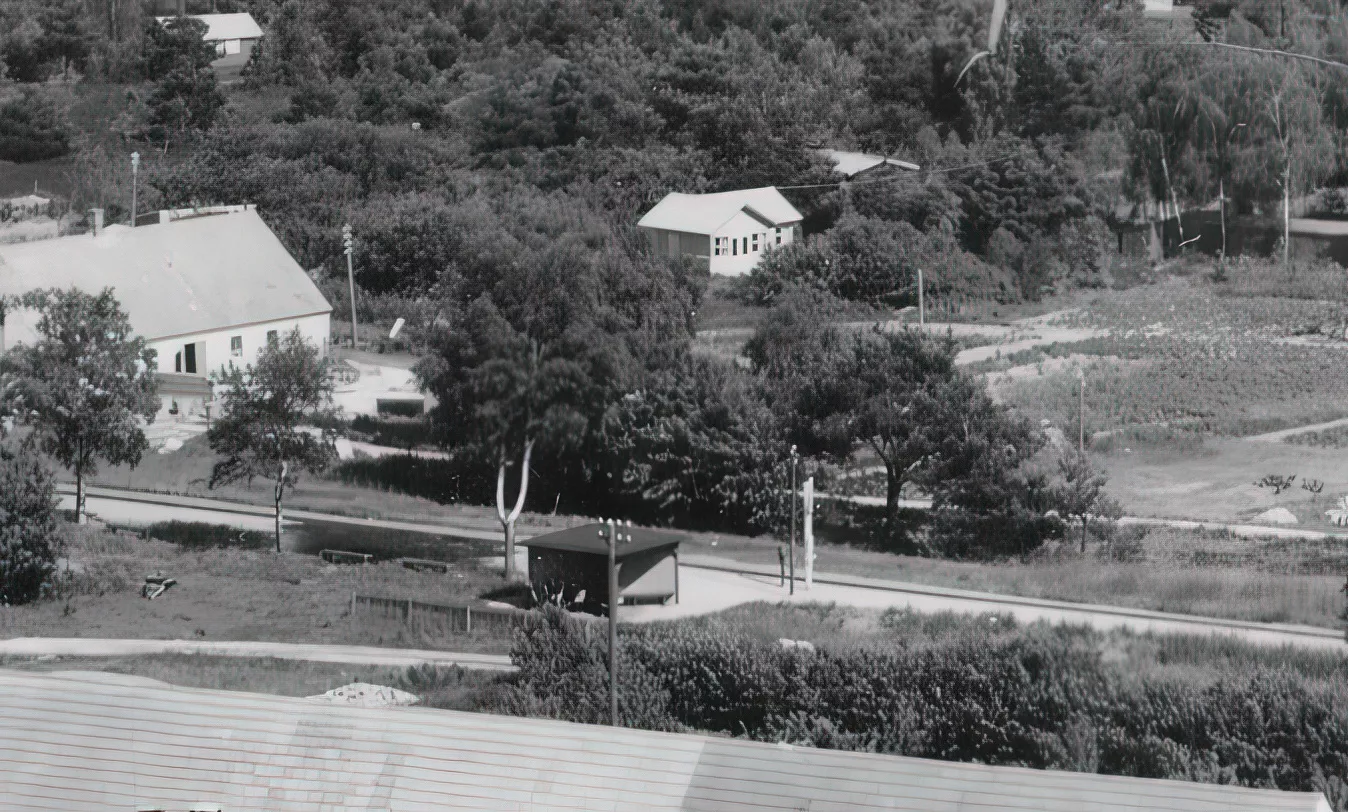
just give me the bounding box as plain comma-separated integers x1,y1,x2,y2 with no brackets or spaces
521,522,684,611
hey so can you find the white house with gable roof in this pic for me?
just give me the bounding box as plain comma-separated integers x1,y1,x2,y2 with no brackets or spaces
637,187,804,276
0,205,332,421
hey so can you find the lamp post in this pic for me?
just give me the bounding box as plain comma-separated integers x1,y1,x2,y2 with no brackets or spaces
601,518,627,727
130,151,140,228
917,268,925,326
789,445,798,596
1077,369,1086,453
342,224,358,352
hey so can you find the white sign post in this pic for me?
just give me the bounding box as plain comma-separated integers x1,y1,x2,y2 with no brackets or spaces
803,476,814,589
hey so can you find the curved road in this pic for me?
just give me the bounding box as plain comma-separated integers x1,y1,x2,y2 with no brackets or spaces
0,638,514,670
34,484,1348,654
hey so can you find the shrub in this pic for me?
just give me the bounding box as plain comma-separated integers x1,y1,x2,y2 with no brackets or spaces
0,443,60,605
0,91,70,163
332,452,496,506
141,521,270,550
499,608,1348,799
349,414,434,449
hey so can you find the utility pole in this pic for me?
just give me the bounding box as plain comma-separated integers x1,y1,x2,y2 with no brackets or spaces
604,518,624,727
803,476,814,590
342,224,358,352
130,151,140,228
789,445,798,596
1078,371,1086,453
917,268,925,326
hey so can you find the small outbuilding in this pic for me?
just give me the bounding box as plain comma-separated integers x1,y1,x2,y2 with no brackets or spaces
521,523,685,612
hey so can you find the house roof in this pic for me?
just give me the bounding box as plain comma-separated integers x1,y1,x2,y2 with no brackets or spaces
822,149,921,178
0,207,331,342
0,668,1333,812
156,12,264,41
521,522,686,557
637,187,803,235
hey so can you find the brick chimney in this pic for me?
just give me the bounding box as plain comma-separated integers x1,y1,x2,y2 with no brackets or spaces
90,208,104,237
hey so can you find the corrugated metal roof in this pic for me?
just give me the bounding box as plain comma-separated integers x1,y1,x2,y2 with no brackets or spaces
156,12,264,41
0,668,1332,812
637,188,803,235
822,149,921,178
0,208,331,342
521,522,685,557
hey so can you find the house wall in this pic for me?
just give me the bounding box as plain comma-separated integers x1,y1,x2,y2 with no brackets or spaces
2,310,330,419
150,312,330,380
709,214,800,277
643,228,711,262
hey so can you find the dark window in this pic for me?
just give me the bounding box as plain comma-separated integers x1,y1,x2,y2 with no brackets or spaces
776,227,782,245
752,233,759,252
742,237,748,254
184,343,197,375
230,336,242,357
732,238,737,256
174,352,182,373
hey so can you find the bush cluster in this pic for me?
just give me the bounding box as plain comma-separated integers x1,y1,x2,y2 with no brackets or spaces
141,521,269,551
488,607,1348,799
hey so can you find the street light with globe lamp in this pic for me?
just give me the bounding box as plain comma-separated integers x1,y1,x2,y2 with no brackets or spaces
130,151,140,228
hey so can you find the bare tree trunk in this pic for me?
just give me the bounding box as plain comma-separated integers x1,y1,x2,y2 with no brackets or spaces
1080,516,1088,554
76,438,86,525
274,461,288,554
1283,165,1291,267
496,440,534,580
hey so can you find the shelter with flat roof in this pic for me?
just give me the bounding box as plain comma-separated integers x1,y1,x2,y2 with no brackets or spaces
0,668,1334,812
521,522,685,611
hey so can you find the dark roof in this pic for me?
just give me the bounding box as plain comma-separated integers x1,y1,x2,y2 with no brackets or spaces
521,522,685,557
0,669,1333,812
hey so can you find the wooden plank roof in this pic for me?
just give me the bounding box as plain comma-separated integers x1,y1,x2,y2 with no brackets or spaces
0,669,1332,812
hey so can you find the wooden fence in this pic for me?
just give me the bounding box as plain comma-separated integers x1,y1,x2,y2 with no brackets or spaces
351,593,530,634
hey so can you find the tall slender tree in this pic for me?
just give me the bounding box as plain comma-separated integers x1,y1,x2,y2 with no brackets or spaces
207,328,339,552
0,288,158,525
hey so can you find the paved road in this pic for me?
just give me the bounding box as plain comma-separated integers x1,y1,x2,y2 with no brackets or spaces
666,560,1346,652
0,638,515,670
48,484,1348,650
59,483,529,543
1245,416,1348,443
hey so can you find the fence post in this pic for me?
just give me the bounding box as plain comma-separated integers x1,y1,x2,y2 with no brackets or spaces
466,605,472,634
350,591,356,616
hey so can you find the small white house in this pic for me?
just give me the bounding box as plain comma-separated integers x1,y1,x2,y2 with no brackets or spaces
637,187,804,276
0,205,332,421
156,12,263,73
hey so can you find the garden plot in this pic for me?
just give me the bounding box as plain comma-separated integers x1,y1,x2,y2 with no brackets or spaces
996,280,1348,438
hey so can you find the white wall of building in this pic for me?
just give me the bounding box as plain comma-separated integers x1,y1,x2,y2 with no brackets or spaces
708,213,799,277
3,309,330,422
150,312,330,379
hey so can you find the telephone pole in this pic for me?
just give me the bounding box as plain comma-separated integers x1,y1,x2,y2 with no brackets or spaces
130,152,140,228
789,445,798,596
342,224,358,351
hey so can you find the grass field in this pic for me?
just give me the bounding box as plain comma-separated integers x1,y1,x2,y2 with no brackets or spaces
0,523,518,654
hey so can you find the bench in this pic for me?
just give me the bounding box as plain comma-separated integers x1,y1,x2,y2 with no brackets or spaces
321,549,374,565
400,558,450,574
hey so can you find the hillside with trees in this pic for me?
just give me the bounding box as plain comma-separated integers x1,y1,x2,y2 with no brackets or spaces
5,0,1348,555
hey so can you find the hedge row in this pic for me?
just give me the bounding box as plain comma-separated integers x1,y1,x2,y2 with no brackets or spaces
487,608,1348,801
